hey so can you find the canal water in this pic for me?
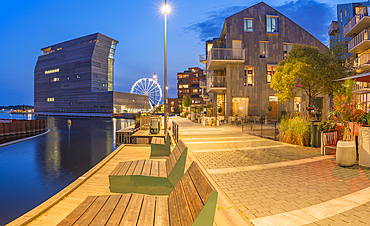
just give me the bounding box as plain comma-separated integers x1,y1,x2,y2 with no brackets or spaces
0,112,133,225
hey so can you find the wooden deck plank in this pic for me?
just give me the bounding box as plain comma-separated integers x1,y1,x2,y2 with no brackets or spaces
117,162,133,176
180,172,203,220
126,160,139,176
158,161,167,178
154,196,169,226
150,161,159,177
73,196,109,225
141,160,152,176
133,160,145,175
137,195,156,226
119,194,144,226
110,162,125,176
106,194,132,226
57,196,97,226
89,195,121,226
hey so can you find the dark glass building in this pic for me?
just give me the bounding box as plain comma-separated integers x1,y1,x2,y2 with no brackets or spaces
34,33,148,116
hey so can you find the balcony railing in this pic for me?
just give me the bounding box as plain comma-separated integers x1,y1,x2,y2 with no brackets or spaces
348,29,370,52
354,81,370,92
328,21,338,36
208,75,226,90
355,53,370,67
199,54,206,64
199,79,207,87
344,7,370,36
207,48,245,70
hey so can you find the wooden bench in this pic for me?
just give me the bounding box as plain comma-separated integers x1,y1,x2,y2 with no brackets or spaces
321,131,338,155
58,162,218,226
109,139,187,195
151,131,171,156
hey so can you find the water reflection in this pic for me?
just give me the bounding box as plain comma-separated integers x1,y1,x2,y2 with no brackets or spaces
0,113,133,225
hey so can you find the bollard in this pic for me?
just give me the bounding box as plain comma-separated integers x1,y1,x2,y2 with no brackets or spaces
0,123,3,136
35,120,40,133
3,123,9,136
8,122,15,136
20,121,26,134
14,121,21,135
25,120,31,133
30,120,35,133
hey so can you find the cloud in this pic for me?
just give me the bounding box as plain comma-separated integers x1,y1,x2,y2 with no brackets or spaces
184,6,246,42
185,0,335,45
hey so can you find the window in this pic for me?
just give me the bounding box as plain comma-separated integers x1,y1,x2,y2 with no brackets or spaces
283,43,293,59
193,89,199,93
46,97,54,102
244,66,253,86
344,9,347,17
76,75,81,78
45,68,59,74
244,18,253,32
103,83,108,87
259,42,268,58
267,65,277,83
339,10,342,22
50,77,59,82
266,16,278,33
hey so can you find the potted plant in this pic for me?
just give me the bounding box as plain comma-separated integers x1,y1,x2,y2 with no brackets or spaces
332,79,357,167
213,118,217,126
194,117,198,123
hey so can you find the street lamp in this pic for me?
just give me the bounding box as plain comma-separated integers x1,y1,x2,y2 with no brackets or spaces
153,73,157,109
163,0,170,134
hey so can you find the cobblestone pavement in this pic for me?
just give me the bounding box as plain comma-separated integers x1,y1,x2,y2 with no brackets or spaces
172,117,370,226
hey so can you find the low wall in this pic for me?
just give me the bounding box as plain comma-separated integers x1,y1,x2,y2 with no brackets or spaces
0,119,47,137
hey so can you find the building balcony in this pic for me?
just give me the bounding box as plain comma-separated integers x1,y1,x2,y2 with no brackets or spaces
207,75,226,93
344,7,370,37
199,54,206,64
354,81,370,93
354,53,370,72
348,29,370,53
328,21,338,36
207,48,245,71
201,94,210,101
199,80,207,87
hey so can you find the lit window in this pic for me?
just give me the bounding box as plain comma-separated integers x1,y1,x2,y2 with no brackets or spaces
266,16,278,33
50,77,59,82
244,66,254,87
339,10,342,22
259,42,268,58
207,43,213,53
103,83,108,87
183,84,189,88
178,74,183,78
267,65,277,83
283,43,293,59
344,9,347,17
244,18,253,32
193,89,199,93
76,75,81,78
45,68,60,74
179,84,183,88
47,97,54,102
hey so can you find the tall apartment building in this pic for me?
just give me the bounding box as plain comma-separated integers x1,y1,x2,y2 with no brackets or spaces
34,33,148,117
168,67,207,113
329,3,370,111
200,2,329,118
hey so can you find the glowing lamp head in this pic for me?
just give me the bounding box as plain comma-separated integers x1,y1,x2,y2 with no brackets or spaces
162,4,170,14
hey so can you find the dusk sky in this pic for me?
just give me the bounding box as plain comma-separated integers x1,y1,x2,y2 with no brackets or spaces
0,0,350,106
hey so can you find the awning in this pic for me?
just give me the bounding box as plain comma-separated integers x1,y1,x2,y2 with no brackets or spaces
334,72,370,82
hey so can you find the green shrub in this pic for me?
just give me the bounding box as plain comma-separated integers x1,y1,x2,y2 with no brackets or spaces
318,120,338,133
278,116,310,146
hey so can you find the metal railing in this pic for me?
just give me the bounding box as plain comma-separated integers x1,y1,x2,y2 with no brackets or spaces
328,21,338,35
208,75,226,89
207,48,245,67
172,121,179,143
199,79,207,87
348,29,370,52
354,81,370,92
199,54,206,63
240,116,279,140
354,53,370,68
344,7,369,35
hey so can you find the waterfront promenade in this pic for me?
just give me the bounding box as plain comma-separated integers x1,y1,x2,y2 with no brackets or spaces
174,117,370,226
9,117,370,225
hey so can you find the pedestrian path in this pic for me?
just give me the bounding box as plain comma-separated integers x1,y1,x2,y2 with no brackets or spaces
173,117,370,226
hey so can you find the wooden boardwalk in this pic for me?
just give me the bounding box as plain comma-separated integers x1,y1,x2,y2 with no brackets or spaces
9,145,166,226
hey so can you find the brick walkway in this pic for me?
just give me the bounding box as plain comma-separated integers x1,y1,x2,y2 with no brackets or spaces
172,117,370,226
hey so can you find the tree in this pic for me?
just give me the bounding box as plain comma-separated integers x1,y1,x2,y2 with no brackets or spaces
182,94,191,109
271,44,352,107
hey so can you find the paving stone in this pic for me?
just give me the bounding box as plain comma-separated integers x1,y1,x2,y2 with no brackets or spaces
342,215,361,223
315,218,334,225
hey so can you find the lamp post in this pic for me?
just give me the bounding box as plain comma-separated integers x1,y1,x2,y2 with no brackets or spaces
163,1,169,134
153,73,157,109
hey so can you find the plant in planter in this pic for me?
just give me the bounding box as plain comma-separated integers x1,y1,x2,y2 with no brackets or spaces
218,107,223,114
332,79,357,167
318,119,338,133
194,117,198,123
213,118,217,126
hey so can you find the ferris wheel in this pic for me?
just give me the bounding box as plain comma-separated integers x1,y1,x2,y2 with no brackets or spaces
130,78,162,109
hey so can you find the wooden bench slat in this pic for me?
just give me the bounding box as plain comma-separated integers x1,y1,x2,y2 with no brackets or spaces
57,196,97,226
173,145,181,161
133,160,146,175
137,195,156,226
188,162,214,204
120,194,144,226
73,196,109,225
166,152,177,177
106,194,132,225
89,195,121,226
158,161,167,178
180,171,203,220
110,162,125,176
177,140,186,154
168,188,182,226
126,160,139,176
150,161,159,177
141,160,152,176
154,196,169,226
173,180,194,225
118,162,132,176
